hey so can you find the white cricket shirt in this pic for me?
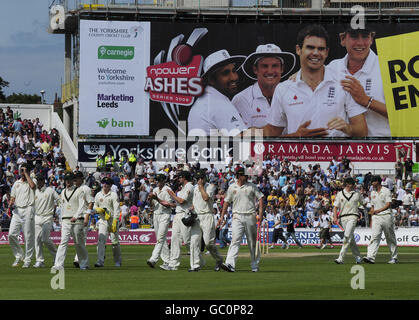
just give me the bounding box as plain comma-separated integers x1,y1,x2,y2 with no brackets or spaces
94,190,120,220
175,182,194,214
224,181,264,214
60,186,86,219
334,189,363,217
328,50,390,137
152,185,173,215
193,183,216,214
11,179,35,208
268,66,366,137
232,82,272,128
187,86,247,136
370,186,392,216
35,186,60,217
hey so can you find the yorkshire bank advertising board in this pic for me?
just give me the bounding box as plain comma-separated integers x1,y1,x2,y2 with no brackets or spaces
78,20,418,138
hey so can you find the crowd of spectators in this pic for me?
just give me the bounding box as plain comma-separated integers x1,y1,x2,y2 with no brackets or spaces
0,105,418,234
0,106,65,231
85,152,419,233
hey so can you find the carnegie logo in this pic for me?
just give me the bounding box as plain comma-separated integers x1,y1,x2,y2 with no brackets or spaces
144,56,204,106
98,46,134,60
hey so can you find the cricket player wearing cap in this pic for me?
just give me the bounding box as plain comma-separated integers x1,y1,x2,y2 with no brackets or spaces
232,44,295,128
8,163,36,268
219,167,264,272
189,170,223,272
94,177,122,267
161,170,194,271
146,174,175,269
264,24,368,138
53,172,89,270
187,49,247,136
333,177,363,264
33,173,59,268
73,171,94,268
328,24,390,137
363,175,399,264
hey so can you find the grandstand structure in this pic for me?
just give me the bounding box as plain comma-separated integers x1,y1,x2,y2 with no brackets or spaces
49,0,419,173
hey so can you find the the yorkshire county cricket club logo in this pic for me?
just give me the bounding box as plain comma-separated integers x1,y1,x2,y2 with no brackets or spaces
144,28,208,134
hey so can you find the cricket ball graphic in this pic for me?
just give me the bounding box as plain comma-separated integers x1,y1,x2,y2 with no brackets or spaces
172,44,194,66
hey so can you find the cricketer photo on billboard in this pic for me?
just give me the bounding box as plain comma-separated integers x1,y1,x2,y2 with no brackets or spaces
145,22,418,138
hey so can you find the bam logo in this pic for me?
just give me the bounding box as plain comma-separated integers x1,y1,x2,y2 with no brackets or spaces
97,118,110,128
144,28,208,134
97,118,133,128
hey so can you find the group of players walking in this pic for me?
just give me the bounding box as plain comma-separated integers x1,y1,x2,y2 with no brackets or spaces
8,164,398,272
8,164,122,270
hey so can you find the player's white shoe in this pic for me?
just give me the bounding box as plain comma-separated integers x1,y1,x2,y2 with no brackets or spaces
33,262,45,268
12,258,23,267
387,259,399,264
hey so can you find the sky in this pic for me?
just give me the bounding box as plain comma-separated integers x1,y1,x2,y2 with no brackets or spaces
0,0,67,104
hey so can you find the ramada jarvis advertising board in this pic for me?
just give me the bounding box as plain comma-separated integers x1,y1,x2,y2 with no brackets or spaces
251,141,413,162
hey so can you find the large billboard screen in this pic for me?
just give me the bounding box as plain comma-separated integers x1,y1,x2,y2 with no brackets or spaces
79,20,418,138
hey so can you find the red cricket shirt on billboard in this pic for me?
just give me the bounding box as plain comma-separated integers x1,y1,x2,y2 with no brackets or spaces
251,141,413,162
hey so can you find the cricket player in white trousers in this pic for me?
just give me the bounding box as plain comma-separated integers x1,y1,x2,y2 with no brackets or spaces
8,164,36,268
73,171,94,268
363,175,399,264
53,172,89,270
94,177,122,267
189,170,223,272
147,174,175,269
219,167,264,272
33,173,59,268
333,177,363,264
161,170,194,271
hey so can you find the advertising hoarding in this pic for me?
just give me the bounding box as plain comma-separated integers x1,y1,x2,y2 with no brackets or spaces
78,20,418,138
79,20,150,135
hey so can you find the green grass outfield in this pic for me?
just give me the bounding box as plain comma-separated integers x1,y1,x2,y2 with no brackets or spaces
0,244,418,300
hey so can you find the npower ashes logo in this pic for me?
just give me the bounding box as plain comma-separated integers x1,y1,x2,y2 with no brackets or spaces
144,28,208,133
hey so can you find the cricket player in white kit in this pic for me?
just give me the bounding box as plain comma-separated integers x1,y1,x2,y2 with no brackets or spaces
147,174,175,269
94,177,122,267
73,171,94,268
8,164,36,268
328,24,390,137
363,175,399,264
219,167,264,272
53,172,89,270
333,177,363,264
161,171,194,271
188,49,247,136
264,24,368,138
33,173,59,268
232,44,295,128
189,170,223,272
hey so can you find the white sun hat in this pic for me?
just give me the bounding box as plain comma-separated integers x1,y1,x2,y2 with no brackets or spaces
202,49,246,79
241,44,296,80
